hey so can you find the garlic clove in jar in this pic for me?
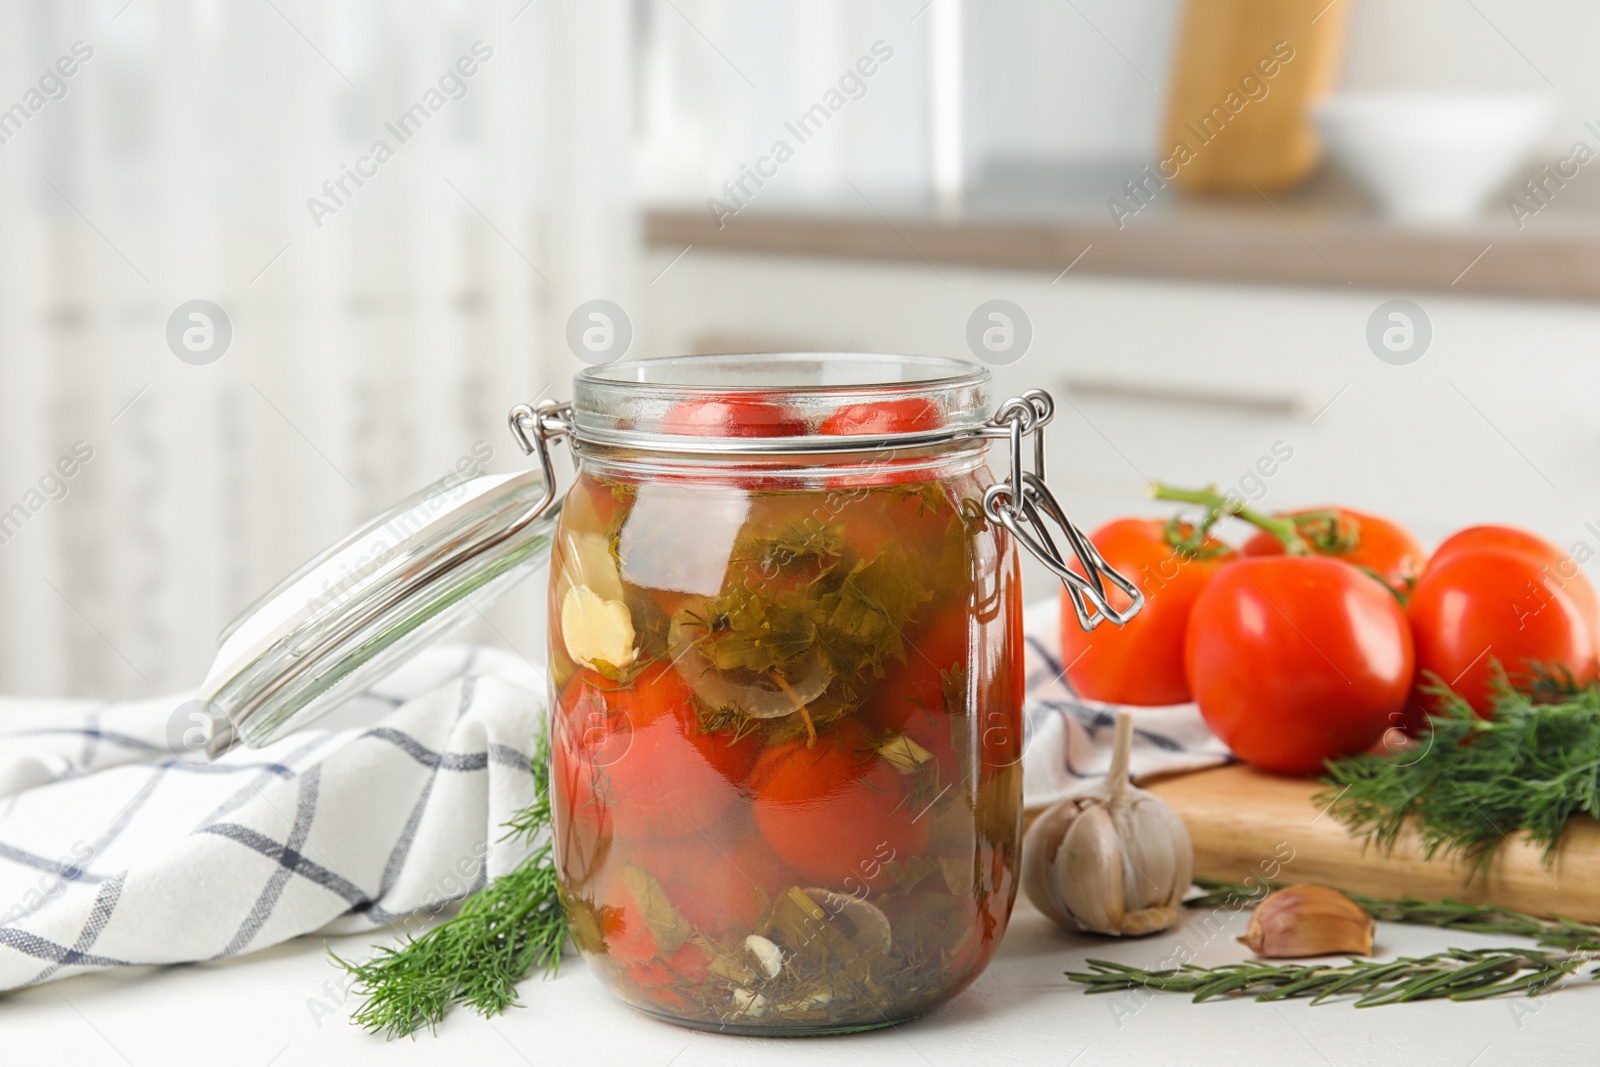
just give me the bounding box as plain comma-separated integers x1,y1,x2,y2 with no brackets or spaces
560,529,625,602
1239,885,1375,958
744,934,785,979
561,584,636,669
1023,709,1194,937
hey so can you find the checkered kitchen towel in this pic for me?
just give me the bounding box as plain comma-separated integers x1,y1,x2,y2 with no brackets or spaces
0,645,545,992
0,603,1229,993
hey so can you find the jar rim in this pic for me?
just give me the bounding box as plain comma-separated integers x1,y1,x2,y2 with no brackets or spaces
577,351,988,394
570,352,993,450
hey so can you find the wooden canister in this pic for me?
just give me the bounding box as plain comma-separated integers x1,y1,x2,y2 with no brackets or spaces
1160,0,1350,193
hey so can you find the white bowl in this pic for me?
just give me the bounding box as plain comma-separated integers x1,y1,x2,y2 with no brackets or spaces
1312,90,1559,224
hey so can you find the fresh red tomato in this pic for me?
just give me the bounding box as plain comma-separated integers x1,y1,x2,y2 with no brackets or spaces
818,398,942,436
1241,507,1425,598
1407,544,1599,716
751,720,929,889
1060,518,1237,706
1429,525,1571,571
1424,526,1598,644
659,395,806,438
556,664,759,839
1185,556,1414,775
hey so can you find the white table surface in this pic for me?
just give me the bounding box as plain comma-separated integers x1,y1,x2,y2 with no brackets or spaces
7,894,1594,1067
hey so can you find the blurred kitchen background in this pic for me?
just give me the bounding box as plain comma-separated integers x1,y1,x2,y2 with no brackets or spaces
3,0,1600,700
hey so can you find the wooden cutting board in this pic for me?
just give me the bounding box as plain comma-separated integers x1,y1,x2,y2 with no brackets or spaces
1146,764,1600,921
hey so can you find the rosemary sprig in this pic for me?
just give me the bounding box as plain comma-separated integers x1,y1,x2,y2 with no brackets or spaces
1317,672,1600,875
1074,877,1600,1007
1186,876,1600,951
332,727,565,1038
1068,948,1598,1006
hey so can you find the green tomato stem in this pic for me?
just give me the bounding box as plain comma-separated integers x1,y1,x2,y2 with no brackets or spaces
1148,482,1312,556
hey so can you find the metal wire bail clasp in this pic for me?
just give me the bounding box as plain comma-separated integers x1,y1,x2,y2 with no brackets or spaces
508,398,574,488
983,390,1144,632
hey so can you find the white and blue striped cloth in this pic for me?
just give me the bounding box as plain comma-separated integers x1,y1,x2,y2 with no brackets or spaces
0,603,1227,993
0,646,545,992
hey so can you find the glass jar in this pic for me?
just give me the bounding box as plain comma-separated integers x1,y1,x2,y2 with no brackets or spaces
531,353,1137,1034
196,352,1140,1036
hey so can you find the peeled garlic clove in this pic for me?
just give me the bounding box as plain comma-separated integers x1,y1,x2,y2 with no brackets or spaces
730,988,768,1017
561,584,636,669
744,934,784,979
1240,885,1375,959
560,529,625,602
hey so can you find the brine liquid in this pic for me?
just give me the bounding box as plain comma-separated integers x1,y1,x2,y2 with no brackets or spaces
547,465,1024,1033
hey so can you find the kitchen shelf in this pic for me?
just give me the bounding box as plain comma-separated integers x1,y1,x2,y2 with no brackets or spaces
644,163,1600,301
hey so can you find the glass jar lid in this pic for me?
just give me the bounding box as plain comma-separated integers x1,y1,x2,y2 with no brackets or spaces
198,466,559,754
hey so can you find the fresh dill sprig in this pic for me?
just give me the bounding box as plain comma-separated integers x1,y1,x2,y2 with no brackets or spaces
332,726,565,1039
1068,948,1599,1007
1316,671,1600,875
1186,876,1600,951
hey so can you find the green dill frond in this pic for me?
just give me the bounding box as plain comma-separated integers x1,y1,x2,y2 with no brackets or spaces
332,725,565,1038
1317,670,1600,875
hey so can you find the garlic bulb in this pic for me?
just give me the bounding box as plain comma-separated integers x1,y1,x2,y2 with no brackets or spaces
1239,885,1374,958
1023,709,1193,936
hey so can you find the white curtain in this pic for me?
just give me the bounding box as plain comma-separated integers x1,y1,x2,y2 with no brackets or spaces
0,0,636,699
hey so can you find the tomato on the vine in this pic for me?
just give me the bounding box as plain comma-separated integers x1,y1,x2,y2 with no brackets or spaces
1407,534,1599,716
1060,518,1236,706
751,720,929,889
556,663,758,839
1185,556,1414,775
1241,506,1425,598
1424,525,1599,640
1430,525,1572,571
